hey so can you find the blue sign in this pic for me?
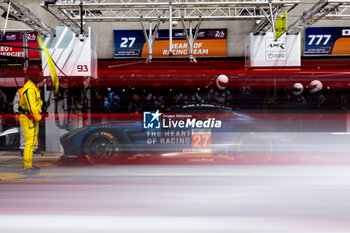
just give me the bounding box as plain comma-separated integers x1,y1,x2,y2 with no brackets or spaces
304,27,350,56
114,30,146,58
114,29,227,58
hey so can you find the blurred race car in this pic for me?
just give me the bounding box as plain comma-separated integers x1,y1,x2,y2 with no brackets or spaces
60,104,291,165
61,104,350,165
0,127,19,150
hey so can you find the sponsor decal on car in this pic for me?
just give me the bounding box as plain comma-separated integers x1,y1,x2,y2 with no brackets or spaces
146,130,191,145
144,109,220,147
143,110,162,129
143,109,222,130
163,117,221,129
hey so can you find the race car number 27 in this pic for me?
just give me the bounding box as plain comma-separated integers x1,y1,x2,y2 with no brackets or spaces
192,131,211,149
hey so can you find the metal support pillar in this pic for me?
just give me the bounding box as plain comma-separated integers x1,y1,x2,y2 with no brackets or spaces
1,1,11,35
254,0,282,39
181,18,202,63
169,2,173,56
140,19,161,62
268,0,276,39
79,0,85,39
23,32,28,70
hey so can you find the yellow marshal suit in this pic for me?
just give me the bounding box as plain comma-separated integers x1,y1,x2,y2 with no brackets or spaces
19,80,43,169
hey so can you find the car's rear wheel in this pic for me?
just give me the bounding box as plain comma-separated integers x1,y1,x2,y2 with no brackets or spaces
82,131,120,165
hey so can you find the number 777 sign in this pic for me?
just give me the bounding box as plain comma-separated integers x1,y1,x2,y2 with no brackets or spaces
304,27,350,56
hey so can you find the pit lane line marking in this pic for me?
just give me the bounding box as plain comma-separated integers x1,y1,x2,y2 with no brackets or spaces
40,158,60,168
2,172,350,179
0,158,59,182
0,156,60,159
2,166,350,182
0,172,80,182
0,173,24,181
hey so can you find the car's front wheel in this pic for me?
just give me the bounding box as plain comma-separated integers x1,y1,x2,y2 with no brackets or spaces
82,131,120,165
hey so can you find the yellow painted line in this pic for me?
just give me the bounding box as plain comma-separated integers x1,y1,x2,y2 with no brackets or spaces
0,173,24,181
0,171,84,182
86,155,106,166
40,158,60,168
0,156,60,160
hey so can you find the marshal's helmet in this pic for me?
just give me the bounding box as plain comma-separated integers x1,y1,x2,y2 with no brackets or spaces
216,74,229,91
292,83,303,96
309,80,323,94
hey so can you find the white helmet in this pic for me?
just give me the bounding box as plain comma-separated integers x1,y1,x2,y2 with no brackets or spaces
309,80,323,94
216,74,229,90
292,83,303,96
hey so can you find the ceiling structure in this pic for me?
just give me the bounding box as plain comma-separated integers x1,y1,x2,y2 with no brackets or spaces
41,0,301,61
287,0,350,35
0,0,55,36
1,0,350,37
1,0,350,61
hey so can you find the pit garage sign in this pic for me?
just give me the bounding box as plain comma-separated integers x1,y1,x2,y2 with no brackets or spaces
0,31,39,59
114,29,227,58
304,27,350,56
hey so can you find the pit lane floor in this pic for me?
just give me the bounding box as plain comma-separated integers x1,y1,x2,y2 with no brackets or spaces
1,151,350,233
0,151,65,182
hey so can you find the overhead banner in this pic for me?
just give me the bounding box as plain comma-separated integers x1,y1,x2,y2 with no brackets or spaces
304,27,350,56
114,29,227,58
246,32,300,68
0,31,39,59
42,26,97,78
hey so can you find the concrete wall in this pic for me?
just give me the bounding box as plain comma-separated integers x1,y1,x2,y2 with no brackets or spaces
1,0,350,59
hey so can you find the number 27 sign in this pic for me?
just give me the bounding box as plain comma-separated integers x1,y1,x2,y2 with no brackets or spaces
191,130,211,149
